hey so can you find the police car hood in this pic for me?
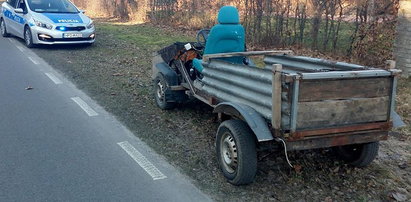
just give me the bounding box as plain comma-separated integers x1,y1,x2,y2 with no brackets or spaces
31,12,91,25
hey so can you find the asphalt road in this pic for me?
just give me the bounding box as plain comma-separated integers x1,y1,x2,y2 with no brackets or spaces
0,36,211,201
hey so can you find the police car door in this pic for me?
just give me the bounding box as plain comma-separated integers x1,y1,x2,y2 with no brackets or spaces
12,0,28,38
3,0,18,35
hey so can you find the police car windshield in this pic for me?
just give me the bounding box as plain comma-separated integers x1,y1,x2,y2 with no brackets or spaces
27,0,79,13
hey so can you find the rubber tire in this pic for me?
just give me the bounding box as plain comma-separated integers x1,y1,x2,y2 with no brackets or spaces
154,73,176,110
1,18,10,37
216,120,257,185
334,141,379,167
24,26,35,48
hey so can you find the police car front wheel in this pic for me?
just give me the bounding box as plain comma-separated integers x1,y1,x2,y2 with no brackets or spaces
0,19,10,37
24,27,35,48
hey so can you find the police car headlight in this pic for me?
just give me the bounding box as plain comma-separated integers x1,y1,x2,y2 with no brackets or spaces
34,19,53,30
86,22,94,29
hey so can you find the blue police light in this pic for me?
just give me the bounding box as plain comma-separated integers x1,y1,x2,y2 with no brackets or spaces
58,26,66,31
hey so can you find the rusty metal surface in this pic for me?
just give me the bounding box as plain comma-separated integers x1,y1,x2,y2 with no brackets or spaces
290,122,391,140
286,131,389,151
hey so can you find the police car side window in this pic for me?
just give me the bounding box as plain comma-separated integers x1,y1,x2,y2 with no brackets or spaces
7,0,18,8
17,0,28,12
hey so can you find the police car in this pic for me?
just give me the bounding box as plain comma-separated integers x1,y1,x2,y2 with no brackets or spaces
0,0,95,48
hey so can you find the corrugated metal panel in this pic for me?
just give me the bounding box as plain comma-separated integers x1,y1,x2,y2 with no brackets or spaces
202,60,291,129
264,55,370,73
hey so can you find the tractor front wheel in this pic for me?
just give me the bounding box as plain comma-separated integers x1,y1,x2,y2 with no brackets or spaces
154,73,176,110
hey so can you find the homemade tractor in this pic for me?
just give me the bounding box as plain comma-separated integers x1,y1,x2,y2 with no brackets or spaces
152,6,402,185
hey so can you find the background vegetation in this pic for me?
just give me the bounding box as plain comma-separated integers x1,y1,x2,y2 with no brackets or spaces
72,0,399,67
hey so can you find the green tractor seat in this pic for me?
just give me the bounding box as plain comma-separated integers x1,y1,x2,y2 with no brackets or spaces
193,6,245,72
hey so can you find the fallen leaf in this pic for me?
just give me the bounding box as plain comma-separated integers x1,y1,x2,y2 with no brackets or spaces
324,196,332,202
332,167,340,173
392,192,407,201
398,162,407,169
294,164,302,173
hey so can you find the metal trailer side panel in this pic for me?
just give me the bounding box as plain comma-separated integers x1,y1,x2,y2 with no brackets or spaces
201,59,291,129
201,55,399,146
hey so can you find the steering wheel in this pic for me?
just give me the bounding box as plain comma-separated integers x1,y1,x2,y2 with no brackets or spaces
196,29,210,48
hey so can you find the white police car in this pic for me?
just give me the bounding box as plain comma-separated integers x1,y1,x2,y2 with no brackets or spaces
0,0,95,48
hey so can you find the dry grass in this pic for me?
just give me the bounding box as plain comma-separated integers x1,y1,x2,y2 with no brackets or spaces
396,77,411,137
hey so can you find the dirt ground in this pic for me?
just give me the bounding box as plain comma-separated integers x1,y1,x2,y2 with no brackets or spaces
24,20,411,201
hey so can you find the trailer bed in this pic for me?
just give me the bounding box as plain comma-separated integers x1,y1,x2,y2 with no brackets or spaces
199,54,400,147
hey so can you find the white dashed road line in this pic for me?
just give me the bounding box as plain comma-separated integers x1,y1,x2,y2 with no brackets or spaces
16,45,25,52
117,141,167,181
45,73,63,84
28,56,39,65
70,97,98,117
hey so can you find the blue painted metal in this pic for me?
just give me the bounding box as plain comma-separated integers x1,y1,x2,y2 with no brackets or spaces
193,58,203,72
388,75,406,129
155,62,178,85
155,62,187,102
392,112,406,128
3,9,25,24
214,102,274,142
290,79,300,133
388,77,397,122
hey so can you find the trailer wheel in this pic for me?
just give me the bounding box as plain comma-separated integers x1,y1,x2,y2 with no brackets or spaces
216,120,257,185
334,141,379,167
154,73,175,110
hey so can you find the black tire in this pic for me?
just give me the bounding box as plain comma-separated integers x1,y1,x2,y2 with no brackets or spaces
24,26,35,48
0,18,10,37
334,141,379,167
216,120,257,185
154,73,176,110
